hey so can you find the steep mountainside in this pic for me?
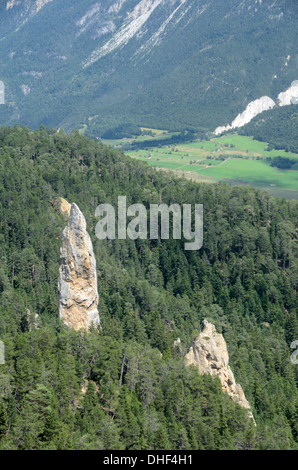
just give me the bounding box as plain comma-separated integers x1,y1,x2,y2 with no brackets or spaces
0,0,297,135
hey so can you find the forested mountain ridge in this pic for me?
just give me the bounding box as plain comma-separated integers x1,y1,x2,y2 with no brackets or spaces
0,0,297,135
0,126,297,449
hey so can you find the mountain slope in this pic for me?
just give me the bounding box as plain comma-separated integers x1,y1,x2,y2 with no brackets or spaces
0,0,297,135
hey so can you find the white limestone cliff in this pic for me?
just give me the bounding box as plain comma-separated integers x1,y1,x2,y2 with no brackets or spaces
278,81,298,106
215,96,275,135
215,80,298,136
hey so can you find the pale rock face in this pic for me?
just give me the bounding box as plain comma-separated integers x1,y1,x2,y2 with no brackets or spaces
83,0,163,67
35,0,53,13
6,0,53,13
278,81,298,106
230,96,275,128
20,84,31,95
215,96,275,135
57,197,71,218
58,203,100,331
185,320,255,424
215,80,298,135
6,1,21,9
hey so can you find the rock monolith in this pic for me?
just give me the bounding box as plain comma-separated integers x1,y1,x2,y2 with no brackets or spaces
58,202,100,331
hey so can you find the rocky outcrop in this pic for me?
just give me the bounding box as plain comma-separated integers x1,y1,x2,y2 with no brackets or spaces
278,80,298,106
54,197,71,218
58,202,100,332
185,320,255,424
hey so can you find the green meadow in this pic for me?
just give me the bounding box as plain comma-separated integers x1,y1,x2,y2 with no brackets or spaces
104,131,298,199
193,159,298,189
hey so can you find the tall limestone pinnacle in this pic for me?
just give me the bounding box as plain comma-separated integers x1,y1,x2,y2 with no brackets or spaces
185,320,256,424
57,200,100,331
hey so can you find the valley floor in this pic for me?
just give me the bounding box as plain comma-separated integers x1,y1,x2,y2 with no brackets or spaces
103,131,298,200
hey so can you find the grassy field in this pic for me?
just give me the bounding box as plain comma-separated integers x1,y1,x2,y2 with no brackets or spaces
101,128,179,147
103,131,298,199
193,159,298,189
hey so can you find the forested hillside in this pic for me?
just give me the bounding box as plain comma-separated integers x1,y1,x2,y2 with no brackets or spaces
0,126,297,450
